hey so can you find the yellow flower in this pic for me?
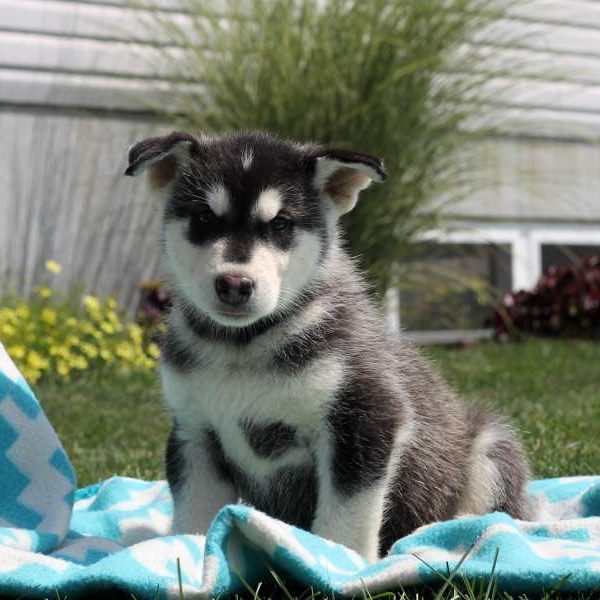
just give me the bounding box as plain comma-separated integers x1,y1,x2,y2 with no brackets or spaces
100,348,114,363
54,346,71,360
127,324,144,344
41,308,57,325
81,322,99,336
36,287,53,299
45,259,62,274
0,308,15,324
8,345,26,359
1,323,16,337
106,311,123,332
69,355,88,370
115,342,134,360
147,343,161,359
65,336,80,347
83,295,101,313
107,296,118,309
28,350,49,370
81,343,98,359
100,322,115,335
16,304,30,319
57,360,70,377
65,318,77,328
22,366,42,383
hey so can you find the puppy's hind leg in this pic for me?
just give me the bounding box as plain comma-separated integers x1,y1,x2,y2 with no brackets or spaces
457,410,532,520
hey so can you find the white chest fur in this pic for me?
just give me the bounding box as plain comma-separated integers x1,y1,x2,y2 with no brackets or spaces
161,340,345,478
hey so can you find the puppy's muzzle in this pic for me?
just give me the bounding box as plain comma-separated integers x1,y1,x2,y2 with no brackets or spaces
215,275,254,306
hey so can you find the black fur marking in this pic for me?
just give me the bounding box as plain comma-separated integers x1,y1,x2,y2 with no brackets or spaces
204,427,317,529
163,132,328,239
223,233,255,264
252,464,318,530
165,425,185,497
313,147,387,181
159,331,201,372
328,370,402,497
271,304,350,373
204,428,234,482
241,419,297,458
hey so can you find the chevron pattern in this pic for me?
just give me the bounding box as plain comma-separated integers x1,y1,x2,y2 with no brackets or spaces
0,344,75,553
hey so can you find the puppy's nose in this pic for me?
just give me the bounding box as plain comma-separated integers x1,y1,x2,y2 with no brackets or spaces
215,275,254,306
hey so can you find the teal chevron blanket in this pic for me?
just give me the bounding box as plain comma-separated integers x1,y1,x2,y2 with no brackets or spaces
0,342,599,599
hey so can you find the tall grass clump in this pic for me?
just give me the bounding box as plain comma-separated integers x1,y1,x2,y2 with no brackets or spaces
144,0,506,290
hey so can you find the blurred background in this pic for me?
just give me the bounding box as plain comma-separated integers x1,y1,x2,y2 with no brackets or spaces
0,0,598,485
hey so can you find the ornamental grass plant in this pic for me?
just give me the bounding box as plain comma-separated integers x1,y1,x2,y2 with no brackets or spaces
143,0,508,290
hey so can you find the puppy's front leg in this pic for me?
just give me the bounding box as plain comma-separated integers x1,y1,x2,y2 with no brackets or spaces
311,433,391,563
167,427,237,535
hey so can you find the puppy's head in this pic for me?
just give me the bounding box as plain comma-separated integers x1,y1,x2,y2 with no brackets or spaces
125,131,386,328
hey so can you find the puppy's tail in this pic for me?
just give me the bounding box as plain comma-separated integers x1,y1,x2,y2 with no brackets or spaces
457,406,533,520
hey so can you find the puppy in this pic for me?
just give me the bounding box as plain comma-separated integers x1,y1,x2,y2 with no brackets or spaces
125,131,531,562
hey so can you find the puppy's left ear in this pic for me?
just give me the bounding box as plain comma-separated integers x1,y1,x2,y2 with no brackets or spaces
312,148,387,215
124,131,200,190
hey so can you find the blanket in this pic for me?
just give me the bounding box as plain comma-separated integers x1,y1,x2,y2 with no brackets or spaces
0,342,599,599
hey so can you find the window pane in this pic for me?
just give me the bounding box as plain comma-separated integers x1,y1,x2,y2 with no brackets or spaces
541,244,600,272
400,243,512,331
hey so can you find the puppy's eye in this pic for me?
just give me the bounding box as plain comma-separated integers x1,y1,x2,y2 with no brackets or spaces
271,215,292,231
192,209,215,226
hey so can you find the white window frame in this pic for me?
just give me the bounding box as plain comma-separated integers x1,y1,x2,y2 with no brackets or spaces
419,220,600,291
387,220,600,334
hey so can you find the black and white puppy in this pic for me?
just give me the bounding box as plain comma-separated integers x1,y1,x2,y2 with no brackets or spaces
125,131,531,562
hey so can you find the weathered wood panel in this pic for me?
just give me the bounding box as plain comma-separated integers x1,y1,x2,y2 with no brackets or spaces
0,110,167,312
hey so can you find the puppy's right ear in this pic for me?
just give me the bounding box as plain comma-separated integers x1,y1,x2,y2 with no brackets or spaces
124,131,200,190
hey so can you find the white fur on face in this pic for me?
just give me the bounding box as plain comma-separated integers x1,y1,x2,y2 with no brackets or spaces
205,184,230,216
165,221,324,327
277,230,323,312
253,188,282,222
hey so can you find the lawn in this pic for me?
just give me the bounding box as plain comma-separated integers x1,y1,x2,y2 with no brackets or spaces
32,338,600,599
37,338,600,486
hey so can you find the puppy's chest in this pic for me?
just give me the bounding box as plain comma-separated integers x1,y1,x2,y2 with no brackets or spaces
161,346,344,473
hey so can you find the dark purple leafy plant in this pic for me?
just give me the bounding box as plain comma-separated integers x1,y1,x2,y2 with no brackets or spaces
490,255,600,341
137,281,172,327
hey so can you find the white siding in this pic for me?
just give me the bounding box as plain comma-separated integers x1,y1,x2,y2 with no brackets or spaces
451,137,600,221
2,0,600,136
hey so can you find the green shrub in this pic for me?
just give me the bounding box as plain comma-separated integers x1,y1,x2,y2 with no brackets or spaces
0,261,159,383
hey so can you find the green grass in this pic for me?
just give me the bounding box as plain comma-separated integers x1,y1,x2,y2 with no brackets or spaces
426,338,600,479
31,338,600,599
37,370,169,487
